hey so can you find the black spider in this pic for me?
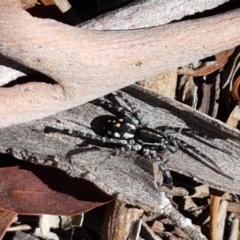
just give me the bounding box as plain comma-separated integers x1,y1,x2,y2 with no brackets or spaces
61,91,231,187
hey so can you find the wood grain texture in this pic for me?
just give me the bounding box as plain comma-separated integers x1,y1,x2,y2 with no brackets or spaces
80,0,231,30
0,1,240,127
0,85,239,211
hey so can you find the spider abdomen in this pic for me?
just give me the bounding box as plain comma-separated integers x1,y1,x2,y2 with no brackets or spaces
104,116,137,139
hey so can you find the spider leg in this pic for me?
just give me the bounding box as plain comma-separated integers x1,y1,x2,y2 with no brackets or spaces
114,139,142,155
157,156,173,187
115,91,148,126
142,148,173,186
59,128,132,147
94,98,139,126
157,126,231,155
156,126,195,135
175,138,234,180
166,137,180,154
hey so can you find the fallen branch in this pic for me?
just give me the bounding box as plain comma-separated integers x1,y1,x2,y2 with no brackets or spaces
0,0,240,126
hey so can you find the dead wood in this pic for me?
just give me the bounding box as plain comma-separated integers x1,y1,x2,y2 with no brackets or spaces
80,0,231,30
1,84,238,239
0,85,239,210
0,0,240,127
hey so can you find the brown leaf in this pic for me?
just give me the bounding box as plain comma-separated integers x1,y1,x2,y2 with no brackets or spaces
232,75,240,102
40,0,54,6
0,165,112,215
182,49,235,77
0,210,16,240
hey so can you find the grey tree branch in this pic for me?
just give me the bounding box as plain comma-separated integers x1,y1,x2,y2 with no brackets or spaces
0,0,240,127
158,192,208,240
80,0,231,30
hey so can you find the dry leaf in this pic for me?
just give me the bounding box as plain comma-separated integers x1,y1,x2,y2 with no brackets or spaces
232,75,240,102
0,210,16,240
181,49,235,77
0,165,112,215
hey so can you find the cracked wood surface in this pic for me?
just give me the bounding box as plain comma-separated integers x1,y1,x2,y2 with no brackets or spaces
0,0,240,126
0,85,239,211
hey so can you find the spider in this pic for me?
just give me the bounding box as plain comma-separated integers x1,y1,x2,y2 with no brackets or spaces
61,91,231,187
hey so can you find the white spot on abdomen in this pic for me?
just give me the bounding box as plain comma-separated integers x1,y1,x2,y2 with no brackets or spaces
123,133,134,139
114,132,121,138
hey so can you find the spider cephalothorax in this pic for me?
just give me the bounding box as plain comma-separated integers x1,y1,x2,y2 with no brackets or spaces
61,91,231,187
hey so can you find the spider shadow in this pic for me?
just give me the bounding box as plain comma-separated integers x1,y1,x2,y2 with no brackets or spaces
123,87,232,141
122,87,235,179
156,125,231,155
177,146,232,179
65,146,101,158
45,115,119,150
